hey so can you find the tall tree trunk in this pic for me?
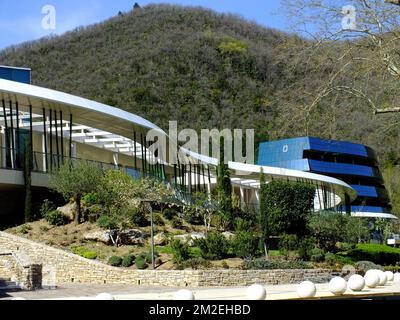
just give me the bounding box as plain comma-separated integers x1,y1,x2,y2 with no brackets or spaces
75,195,81,224
264,241,269,260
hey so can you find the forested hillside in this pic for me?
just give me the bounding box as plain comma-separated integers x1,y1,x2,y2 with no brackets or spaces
0,4,398,163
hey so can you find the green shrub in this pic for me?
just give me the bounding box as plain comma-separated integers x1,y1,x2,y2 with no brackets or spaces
44,210,66,226
347,244,400,265
82,192,99,205
243,258,311,270
40,225,49,232
81,251,97,259
97,215,117,229
108,255,122,266
20,224,32,234
195,232,229,260
221,260,229,269
70,246,97,259
145,250,159,264
122,254,135,267
170,239,190,263
310,247,325,262
40,199,56,218
71,246,88,255
325,252,355,267
279,234,298,251
130,206,148,227
231,231,259,259
182,257,212,269
171,217,183,229
153,213,165,226
297,236,315,260
162,208,177,220
135,256,148,269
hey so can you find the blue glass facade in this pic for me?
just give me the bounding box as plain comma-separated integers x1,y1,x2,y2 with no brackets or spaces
258,137,391,216
0,66,31,84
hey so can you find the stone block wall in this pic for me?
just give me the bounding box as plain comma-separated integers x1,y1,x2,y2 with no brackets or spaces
0,231,335,287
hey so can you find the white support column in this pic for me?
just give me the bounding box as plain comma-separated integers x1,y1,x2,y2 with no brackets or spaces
240,186,245,209
42,133,47,172
113,153,119,168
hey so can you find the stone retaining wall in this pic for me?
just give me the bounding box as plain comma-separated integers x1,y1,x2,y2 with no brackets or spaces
0,231,335,287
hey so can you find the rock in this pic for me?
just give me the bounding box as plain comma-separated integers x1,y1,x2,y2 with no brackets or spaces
154,232,168,246
174,232,205,246
119,229,147,245
57,202,76,221
222,231,235,240
83,230,112,244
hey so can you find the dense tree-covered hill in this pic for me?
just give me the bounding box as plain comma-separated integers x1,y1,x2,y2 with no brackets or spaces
0,4,398,163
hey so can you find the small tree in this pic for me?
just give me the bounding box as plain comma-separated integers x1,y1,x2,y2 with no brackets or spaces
216,136,233,230
259,168,269,258
261,180,315,239
49,160,103,223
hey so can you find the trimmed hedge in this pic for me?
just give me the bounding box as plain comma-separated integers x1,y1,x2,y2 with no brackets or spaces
347,244,400,266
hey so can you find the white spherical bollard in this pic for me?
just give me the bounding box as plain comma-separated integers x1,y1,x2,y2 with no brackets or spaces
245,284,267,300
328,277,347,295
394,272,400,283
385,271,394,282
376,270,387,286
364,270,380,288
173,289,195,300
347,274,365,291
95,292,115,300
297,281,316,298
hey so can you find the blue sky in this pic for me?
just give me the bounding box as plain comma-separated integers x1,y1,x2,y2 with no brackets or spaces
0,0,288,50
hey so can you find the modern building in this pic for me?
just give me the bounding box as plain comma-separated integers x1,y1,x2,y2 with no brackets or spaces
0,66,357,227
258,137,396,219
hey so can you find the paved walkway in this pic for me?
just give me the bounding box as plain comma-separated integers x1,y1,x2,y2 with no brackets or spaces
1,281,400,300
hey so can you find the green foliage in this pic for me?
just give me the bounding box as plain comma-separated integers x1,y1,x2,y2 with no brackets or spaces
44,210,66,226
310,247,325,262
260,180,315,238
171,217,183,229
346,244,400,266
170,239,190,263
153,213,164,226
297,236,316,261
218,37,248,55
40,199,56,218
135,256,148,269
324,252,355,267
129,205,148,227
122,254,135,267
216,136,233,230
108,255,122,266
195,232,229,260
231,230,259,259
40,225,49,232
49,160,103,223
355,261,383,274
279,234,299,252
19,224,32,234
82,192,99,206
162,208,177,220
182,257,212,269
96,215,117,229
243,258,311,270
71,246,97,260
308,213,370,252
221,260,229,269
81,251,97,259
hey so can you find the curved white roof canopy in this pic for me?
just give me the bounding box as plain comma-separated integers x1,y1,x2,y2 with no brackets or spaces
0,78,357,207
